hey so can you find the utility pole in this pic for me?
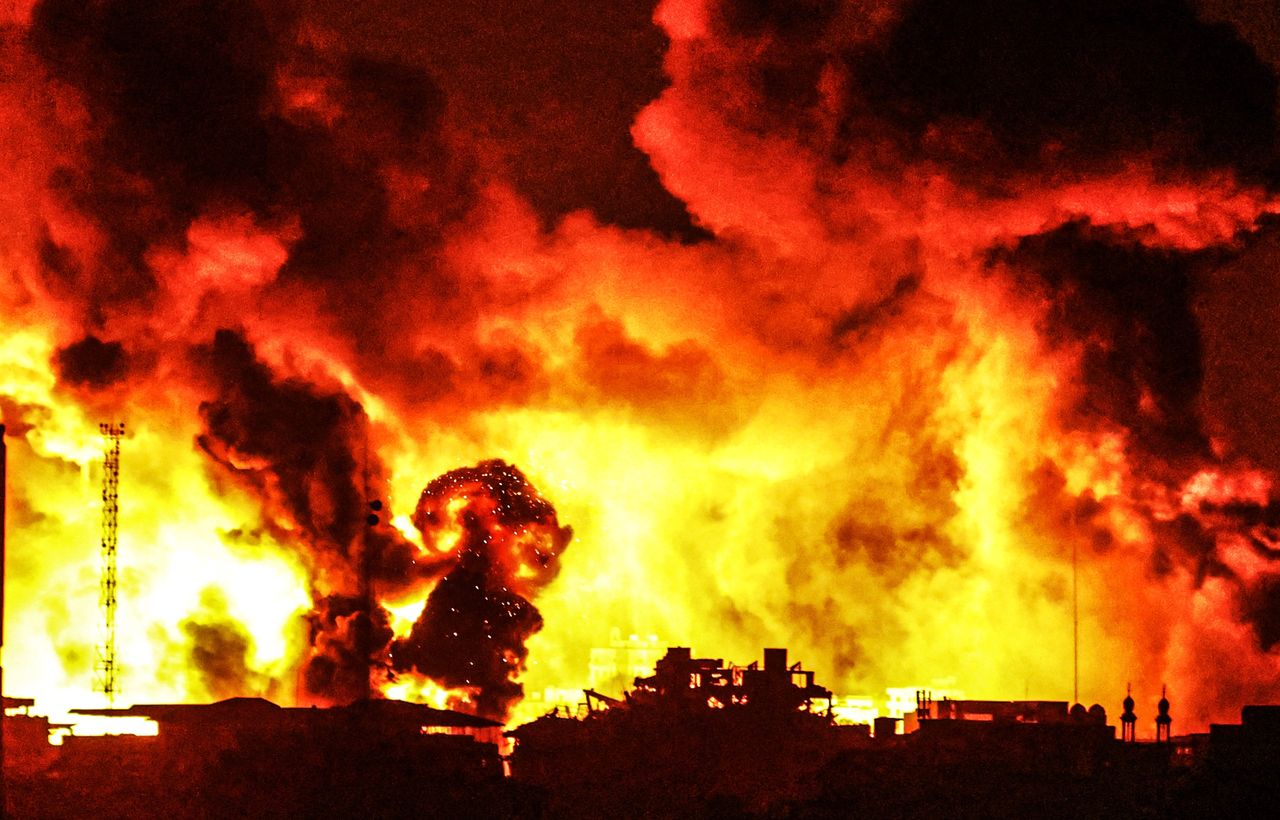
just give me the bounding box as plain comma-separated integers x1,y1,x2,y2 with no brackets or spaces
96,423,123,706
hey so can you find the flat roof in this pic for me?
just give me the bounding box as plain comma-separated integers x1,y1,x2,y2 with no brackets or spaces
71,697,501,729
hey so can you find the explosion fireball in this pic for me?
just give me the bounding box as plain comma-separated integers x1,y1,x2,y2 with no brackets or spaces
3,0,1280,732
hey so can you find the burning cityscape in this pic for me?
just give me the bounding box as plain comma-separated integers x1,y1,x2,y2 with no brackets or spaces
3,0,1280,815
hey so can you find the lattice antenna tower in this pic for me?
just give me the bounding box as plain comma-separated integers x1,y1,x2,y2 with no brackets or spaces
95,422,124,706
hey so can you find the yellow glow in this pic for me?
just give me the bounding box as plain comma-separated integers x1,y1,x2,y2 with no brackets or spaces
62,716,159,741
383,674,478,711
384,595,428,640
4,169,1272,737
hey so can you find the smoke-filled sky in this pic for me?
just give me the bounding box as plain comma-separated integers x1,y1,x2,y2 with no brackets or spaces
3,0,1280,731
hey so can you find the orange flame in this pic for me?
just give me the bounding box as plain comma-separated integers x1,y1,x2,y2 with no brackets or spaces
3,0,1280,737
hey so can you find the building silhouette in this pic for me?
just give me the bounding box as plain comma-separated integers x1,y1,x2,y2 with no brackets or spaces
7,650,1280,818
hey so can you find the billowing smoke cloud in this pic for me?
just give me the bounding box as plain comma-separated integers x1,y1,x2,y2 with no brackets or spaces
990,222,1211,463
301,593,394,704
855,0,1277,179
5,0,1280,731
54,335,129,389
181,588,266,701
625,0,1280,724
190,329,571,714
194,327,390,703
195,328,376,574
27,0,282,315
194,328,468,704
393,461,573,721
25,0,475,391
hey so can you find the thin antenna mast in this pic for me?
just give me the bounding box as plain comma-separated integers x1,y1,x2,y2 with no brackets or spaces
96,422,123,706
1068,506,1079,705
1072,525,1079,705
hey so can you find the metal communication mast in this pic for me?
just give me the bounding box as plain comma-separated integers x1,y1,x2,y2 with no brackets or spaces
95,422,123,706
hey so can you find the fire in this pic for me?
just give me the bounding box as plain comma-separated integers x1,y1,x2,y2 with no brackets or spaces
384,594,429,641
1180,468,1272,510
3,0,1280,738
428,495,470,557
382,673,477,712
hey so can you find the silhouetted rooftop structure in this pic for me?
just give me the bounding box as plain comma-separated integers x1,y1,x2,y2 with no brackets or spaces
5,696,515,818
1207,704,1280,758
71,695,501,730
928,698,1106,725
508,646,861,817
626,646,833,715
10,661,1280,818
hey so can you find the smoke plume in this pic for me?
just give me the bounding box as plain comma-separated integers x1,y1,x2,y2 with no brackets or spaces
394,461,573,720
4,0,1280,731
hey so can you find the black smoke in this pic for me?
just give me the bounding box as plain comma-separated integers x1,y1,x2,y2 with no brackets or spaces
54,335,129,388
704,0,1278,189
302,593,395,704
27,0,472,352
392,460,572,721
854,0,1279,181
393,527,544,720
193,328,452,703
182,618,257,701
991,222,1212,464
195,328,372,566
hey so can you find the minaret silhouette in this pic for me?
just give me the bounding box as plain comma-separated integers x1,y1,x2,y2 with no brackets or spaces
1155,685,1172,742
1121,683,1137,742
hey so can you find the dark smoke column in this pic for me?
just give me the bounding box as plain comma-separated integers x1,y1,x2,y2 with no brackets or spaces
392,460,572,722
